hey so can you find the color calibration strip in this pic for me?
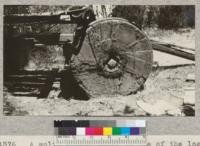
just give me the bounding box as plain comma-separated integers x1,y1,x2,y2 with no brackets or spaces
56,127,145,136
54,120,146,136
54,120,145,127
54,120,146,145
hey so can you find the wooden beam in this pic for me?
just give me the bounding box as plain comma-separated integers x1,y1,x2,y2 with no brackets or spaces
4,14,72,24
151,40,195,51
6,32,74,45
151,41,195,61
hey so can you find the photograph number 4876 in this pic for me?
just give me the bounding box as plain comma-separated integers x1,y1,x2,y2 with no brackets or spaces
3,5,195,116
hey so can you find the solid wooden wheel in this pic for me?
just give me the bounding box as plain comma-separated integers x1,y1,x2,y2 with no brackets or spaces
71,18,153,97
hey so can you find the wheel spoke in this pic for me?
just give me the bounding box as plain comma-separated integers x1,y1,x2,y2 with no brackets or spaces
126,38,147,49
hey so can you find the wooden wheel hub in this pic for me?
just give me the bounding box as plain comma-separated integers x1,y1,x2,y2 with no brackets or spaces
98,49,126,78
107,58,118,69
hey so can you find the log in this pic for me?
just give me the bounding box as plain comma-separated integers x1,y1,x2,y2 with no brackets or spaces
70,18,153,97
6,33,61,45
151,40,195,51
5,32,74,46
151,41,195,61
4,14,71,24
4,6,92,24
4,70,61,98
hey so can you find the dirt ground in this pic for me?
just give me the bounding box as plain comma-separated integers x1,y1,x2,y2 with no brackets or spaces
3,28,195,116
3,65,195,116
